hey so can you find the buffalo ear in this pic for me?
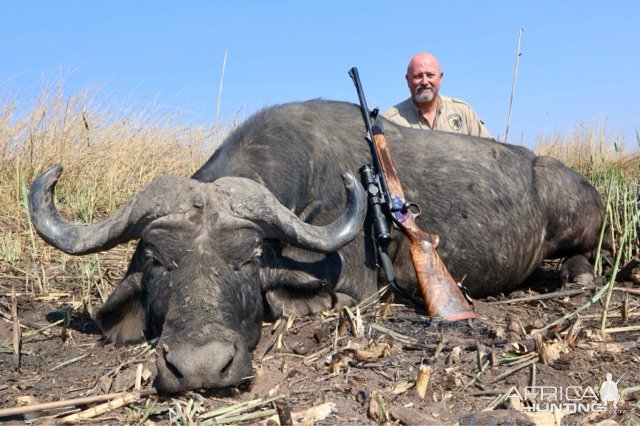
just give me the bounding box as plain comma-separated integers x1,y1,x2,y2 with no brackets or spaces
96,272,147,344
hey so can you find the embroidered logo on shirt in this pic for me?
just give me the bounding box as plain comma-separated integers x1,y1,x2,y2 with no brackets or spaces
448,114,462,130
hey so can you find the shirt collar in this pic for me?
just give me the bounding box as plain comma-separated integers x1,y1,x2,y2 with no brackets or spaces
410,95,443,125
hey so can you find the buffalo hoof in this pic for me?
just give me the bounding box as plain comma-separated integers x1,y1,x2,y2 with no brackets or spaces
561,255,595,286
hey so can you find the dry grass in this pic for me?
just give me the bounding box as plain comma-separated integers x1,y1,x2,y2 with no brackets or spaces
533,120,639,182
1,85,218,222
0,83,638,293
0,83,223,294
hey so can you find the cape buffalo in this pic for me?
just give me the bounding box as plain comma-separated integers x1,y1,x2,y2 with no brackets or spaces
28,99,605,393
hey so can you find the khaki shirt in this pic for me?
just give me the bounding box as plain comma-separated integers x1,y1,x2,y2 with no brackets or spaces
383,96,492,138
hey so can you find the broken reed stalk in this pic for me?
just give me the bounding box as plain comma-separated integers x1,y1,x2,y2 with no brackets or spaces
533,334,553,365
490,357,538,384
342,305,364,338
22,318,64,340
369,323,420,345
255,316,289,360
11,283,21,369
356,284,389,311
602,325,640,334
0,390,156,419
368,391,389,424
482,391,510,412
57,392,143,424
580,309,640,319
622,385,640,396
475,343,484,373
275,398,293,425
0,291,72,299
622,291,630,322
215,409,278,425
530,362,537,387
50,354,90,372
415,364,433,399
490,288,586,305
135,363,143,390
565,317,582,345
199,395,283,421
460,360,491,392
261,402,336,425
493,255,639,310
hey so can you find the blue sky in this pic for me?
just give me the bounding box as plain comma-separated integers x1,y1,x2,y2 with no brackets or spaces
2,1,639,149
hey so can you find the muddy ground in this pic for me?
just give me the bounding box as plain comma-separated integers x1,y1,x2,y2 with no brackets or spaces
1,253,639,425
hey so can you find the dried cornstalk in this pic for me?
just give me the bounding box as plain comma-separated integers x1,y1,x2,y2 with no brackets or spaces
565,318,582,345
50,354,89,371
259,402,336,425
415,364,433,399
275,398,293,425
11,283,21,369
216,408,277,424
337,310,348,336
135,363,143,390
331,352,343,374
506,317,527,338
368,391,389,424
256,317,288,360
343,306,364,338
57,392,142,424
533,335,565,365
0,390,155,419
602,325,640,333
200,395,283,421
490,357,538,384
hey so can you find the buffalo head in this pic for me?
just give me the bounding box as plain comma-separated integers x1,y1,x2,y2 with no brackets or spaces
29,165,366,392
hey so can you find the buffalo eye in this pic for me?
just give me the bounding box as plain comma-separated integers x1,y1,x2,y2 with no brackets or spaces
222,229,262,271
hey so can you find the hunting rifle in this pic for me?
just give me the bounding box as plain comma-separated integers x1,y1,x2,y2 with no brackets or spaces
348,67,476,320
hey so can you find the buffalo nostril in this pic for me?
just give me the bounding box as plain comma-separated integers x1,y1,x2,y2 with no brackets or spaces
219,353,234,376
162,345,185,379
154,339,253,392
163,341,237,380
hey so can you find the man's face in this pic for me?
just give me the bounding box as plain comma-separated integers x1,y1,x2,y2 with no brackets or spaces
406,58,443,105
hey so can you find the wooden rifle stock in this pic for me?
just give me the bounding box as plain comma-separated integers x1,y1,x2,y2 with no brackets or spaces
348,66,474,320
371,124,476,320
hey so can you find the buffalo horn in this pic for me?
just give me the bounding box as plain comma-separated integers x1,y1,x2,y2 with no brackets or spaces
28,165,204,255
225,172,366,253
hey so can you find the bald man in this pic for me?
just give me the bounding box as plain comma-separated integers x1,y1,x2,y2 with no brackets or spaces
384,52,492,138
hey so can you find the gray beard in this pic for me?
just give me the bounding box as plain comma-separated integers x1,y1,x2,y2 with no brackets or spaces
414,89,434,104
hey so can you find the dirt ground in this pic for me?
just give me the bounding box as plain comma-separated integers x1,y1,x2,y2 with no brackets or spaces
1,254,639,425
